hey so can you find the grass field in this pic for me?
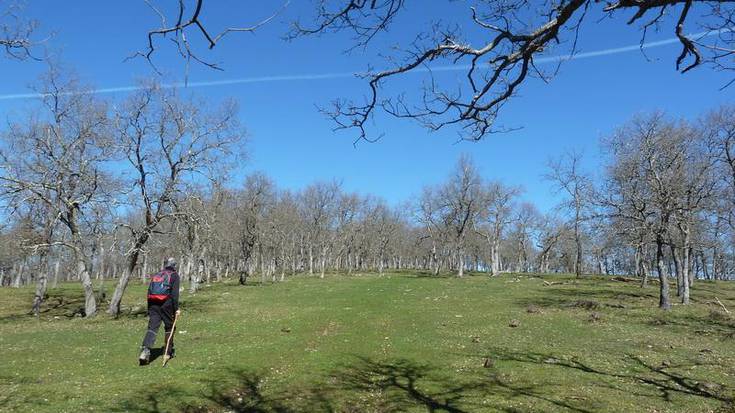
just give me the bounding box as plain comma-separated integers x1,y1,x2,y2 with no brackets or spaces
1,272,734,413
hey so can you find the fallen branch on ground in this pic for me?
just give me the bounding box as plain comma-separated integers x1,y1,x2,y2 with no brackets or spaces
715,297,731,314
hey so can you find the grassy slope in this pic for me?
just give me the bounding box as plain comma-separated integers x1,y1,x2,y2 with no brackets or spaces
1,272,734,413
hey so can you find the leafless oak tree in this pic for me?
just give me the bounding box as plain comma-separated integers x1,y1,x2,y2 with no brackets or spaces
106,84,244,316
546,151,591,277
600,113,720,308
475,181,522,276
0,67,114,317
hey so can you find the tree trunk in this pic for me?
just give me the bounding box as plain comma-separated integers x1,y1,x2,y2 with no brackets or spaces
191,259,204,293
280,255,286,282
73,251,97,317
681,236,691,305
31,253,49,317
432,241,440,276
687,247,695,286
640,259,649,288
671,245,683,297
97,246,106,281
108,242,145,316
700,252,709,280
52,260,60,289
12,261,23,288
188,252,199,293
712,245,719,280
634,247,641,277
574,214,583,278
681,260,690,305
490,240,500,276
656,237,671,310
142,253,149,282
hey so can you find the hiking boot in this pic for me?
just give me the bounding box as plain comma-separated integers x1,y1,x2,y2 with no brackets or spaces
138,347,150,365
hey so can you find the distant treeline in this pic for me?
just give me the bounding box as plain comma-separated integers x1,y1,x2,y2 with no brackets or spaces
0,70,733,316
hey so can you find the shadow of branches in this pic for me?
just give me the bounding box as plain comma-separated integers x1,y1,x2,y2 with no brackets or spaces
116,356,572,413
482,347,734,411
115,349,734,413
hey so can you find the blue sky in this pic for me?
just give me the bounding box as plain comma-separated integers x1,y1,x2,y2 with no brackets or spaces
0,1,732,212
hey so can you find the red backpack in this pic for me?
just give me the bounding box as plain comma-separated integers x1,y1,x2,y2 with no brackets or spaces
147,270,174,302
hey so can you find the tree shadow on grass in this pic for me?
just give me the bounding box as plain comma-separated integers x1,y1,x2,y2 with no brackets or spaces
479,347,735,411
332,357,477,412
116,384,196,413
406,271,462,279
644,312,735,339
534,285,655,302
116,356,592,413
200,368,334,413
114,349,735,412
114,368,331,413
333,356,601,412
0,292,88,322
512,282,664,315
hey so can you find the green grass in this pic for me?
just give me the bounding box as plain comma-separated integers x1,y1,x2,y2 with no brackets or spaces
1,272,734,412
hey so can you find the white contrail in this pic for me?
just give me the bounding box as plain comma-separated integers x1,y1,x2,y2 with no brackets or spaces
0,72,358,100
0,28,729,101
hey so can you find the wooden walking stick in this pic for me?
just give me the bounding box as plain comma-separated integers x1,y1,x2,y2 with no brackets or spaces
162,311,180,367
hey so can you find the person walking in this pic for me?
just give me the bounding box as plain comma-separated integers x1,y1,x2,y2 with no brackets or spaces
139,257,180,365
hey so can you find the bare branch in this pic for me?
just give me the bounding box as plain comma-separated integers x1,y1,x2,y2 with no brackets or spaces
135,0,289,72
0,0,42,61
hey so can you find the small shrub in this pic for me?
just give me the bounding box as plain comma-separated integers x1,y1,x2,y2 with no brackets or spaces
526,304,542,314
708,309,732,323
566,300,600,310
650,315,670,326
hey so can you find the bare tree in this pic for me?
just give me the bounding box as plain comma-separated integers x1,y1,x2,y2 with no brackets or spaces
536,214,566,274
476,181,521,276
660,114,720,302
0,67,113,317
600,113,711,309
365,199,401,274
703,105,735,228
510,202,541,273
435,155,484,277
415,187,447,276
106,84,244,316
300,181,340,278
334,192,362,274
547,151,590,277
233,173,275,283
28,202,56,316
